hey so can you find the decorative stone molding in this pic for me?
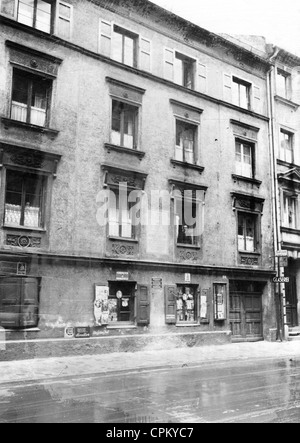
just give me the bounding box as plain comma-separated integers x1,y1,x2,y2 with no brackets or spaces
102,164,148,190
240,256,259,266
178,249,199,262
6,235,42,248
111,243,135,257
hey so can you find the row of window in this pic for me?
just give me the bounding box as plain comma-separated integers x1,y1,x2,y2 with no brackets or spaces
3,2,297,110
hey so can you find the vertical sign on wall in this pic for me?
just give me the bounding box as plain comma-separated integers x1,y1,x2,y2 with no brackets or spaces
94,285,109,326
214,283,227,321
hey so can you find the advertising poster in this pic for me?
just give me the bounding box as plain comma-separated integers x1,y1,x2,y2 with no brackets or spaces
94,286,109,326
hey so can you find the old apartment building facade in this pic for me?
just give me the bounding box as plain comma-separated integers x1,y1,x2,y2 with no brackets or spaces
0,0,277,353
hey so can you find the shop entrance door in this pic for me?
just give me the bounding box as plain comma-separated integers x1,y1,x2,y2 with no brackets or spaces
229,281,264,342
285,276,298,327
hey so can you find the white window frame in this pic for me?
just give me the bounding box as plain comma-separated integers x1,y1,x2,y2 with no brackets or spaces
276,68,292,100
280,128,294,164
283,191,299,230
174,117,199,165
235,139,255,179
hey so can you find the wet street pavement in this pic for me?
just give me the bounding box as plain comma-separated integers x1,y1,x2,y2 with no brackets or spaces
0,356,300,423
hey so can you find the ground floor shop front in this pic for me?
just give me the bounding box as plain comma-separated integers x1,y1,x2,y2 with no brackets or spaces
0,256,277,359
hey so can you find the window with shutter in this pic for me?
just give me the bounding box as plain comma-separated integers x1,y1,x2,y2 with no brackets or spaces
137,285,150,326
165,285,177,324
253,86,262,114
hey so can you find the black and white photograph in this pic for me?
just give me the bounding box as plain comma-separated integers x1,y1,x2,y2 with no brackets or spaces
0,0,300,427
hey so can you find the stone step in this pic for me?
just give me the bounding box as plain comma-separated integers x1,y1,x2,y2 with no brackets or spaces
289,336,300,341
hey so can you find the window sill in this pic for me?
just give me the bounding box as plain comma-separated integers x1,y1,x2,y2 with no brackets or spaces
171,159,204,174
1,117,59,137
275,95,300,110
177,244,201,250
238,251,261,256
3,225,46,233
232,174,262,187
107,324,137,330
105,143,145,160
176,323,199,328
281,227,300,235
108,237,139,243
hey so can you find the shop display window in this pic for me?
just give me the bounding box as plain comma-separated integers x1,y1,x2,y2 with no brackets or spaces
176,285,197,324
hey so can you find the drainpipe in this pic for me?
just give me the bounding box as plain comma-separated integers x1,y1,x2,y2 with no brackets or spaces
267,48,289,341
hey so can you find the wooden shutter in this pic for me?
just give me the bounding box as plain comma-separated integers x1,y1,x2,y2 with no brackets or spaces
0,0,16,18
223,73,232,102
198,288,210,324
99,19,112,57
0,278,22,328
136,285,150,326
197,62,207,93
21,278,40,328
165,285,177,324
164,48,174,82
57,1,73,40
140,37,151,72
253,85,262,114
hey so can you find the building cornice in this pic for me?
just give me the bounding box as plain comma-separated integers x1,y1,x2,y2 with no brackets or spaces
0,250,276,277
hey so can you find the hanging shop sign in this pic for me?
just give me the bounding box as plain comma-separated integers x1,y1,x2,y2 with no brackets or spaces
276,250,288,257
185,273,191,283
279,256,288,268
116,272,129,281
94,285,109,326
273,277,290,284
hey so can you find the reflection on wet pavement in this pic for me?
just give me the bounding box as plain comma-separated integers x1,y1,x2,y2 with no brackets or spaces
0,357,300,423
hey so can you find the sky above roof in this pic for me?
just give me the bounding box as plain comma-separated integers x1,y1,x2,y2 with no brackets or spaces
151,0,300,57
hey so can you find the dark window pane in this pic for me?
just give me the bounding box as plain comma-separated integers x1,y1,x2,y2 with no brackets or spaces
12,74,29,105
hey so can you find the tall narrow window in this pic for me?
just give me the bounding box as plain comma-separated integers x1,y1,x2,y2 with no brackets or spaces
174,53,195,89
283,194,298,229
175,195,200,246
232,77,251,109
111,100,138,150
5,171,45,229
175,121,197,164
235,140,254,178
280,129,294,163
238,213,257,252
11,70,51,127
277,70,291,100
108,190,136,239
112,26,138,68
17,0,53,33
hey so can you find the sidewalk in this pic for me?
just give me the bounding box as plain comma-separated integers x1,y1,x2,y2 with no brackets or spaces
0,341,299,385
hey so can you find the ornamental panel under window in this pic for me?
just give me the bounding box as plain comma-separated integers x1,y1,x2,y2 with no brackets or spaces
11,69,52,127
111,100,138,150
175,120,197,164
5,170,46,229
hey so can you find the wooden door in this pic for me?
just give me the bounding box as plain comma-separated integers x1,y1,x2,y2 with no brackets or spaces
286,276,298,327
230,291,263,341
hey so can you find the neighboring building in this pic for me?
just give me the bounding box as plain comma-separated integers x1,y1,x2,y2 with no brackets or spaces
0,0,276,356
222,34,300,339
